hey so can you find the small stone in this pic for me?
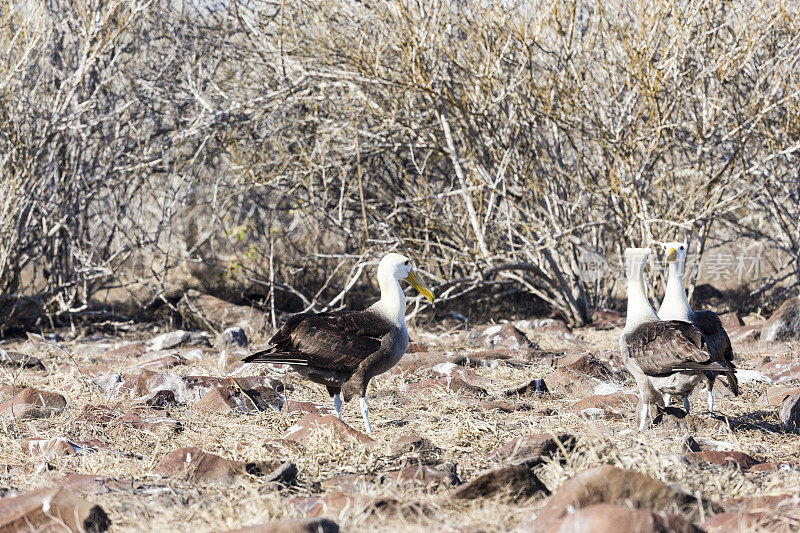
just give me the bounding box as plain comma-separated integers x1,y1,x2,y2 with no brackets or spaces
448,458,549,502
503,378,548,396
216,327,248,349
147,330,209,351
222,518,339,533
488,433,575,463
389,434,432,455
282,414,376,447
779,393,800,431
0,488,110,532
153,447,284,484
548,503,703,533
146,389,179,409
0,349,44,370
194,385,283,414
0,387,67,422
570,393,637,420
757,385,800,407
686,450,761,469
468,323,534,351
760,297,800,342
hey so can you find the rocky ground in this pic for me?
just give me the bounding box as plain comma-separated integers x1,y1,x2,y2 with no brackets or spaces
1,295,800,532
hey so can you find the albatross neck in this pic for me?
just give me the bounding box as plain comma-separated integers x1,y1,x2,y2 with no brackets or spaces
370,275,407,327
658,259,692,321
624,260,659,332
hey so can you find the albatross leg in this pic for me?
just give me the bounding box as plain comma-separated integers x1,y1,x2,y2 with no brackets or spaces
637,402,650,431
707,390,715,415
663,394,672,406
683,395,691,415
333,393,343,420
359,397,372,434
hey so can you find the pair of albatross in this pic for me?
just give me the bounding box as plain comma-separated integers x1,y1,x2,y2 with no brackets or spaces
242,253,434,434
621,245,739,430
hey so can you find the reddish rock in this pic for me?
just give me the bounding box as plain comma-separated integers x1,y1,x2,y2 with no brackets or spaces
747,461,799,472
178,290,270,338
194,385,283,414
289,491,416,519
779,393,800,431
390,352,449,374
401,376,488,396
58,474,133,495
590,308,624,329
547,367,617,397
282,414,376,447
702,511,793,531
0,488,110,532
758,385,800,407
547,503,703,533
651,408,729,432
721,493,799,511
560,353,614,380
758,356,800,382
761,297,800,342
382,465,458,487
570,393,637,420
0,387,67,422
503,378,548,396
0,349,44,370
530,465,714,532
687,450,761,469
488,433,576,462
223,518,339,533
22,437,106,458
719,311,745,330
153,447,287,484
727,324,761,343
468,324,533,351
78,404,182,436
389,434,432,455
283,400,336,416
449,459,550,502
103,341,146,359
128,354,186,371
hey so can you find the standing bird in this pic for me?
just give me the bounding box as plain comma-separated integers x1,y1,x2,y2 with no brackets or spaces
657,242,739,413
619,248,736,430
242,253,434,434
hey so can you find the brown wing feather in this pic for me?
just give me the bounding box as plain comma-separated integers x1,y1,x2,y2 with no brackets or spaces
243,310,394,373
624,320,732,376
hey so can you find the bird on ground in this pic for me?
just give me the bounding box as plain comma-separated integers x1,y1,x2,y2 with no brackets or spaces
242,253,434,434
657,242,739,414
619,247,736,430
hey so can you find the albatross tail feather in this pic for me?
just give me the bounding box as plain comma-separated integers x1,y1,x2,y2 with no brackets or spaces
725,370,739,396
241,348,308,366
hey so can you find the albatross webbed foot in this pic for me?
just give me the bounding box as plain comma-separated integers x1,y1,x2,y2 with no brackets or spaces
359,396,372,434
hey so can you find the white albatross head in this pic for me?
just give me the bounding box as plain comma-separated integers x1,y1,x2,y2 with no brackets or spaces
661,241,688,267
624,247,651,279
376,253,435,304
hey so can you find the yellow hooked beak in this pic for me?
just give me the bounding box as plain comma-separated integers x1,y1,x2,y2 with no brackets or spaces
665,247,677,267
405,270,435,304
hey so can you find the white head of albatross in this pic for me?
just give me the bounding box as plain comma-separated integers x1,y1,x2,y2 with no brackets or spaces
622,247,659,333
657,242,691,322
370,252,435,326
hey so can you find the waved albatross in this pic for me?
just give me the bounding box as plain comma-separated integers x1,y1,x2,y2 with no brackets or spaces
657,241,739,413
242,253,434,434
620,247,735,430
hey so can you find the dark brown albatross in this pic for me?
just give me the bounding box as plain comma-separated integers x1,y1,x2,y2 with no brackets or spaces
242,253,434,434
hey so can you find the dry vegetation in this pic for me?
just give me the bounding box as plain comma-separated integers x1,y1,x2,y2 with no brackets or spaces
1,0,800,331
1,323,799,531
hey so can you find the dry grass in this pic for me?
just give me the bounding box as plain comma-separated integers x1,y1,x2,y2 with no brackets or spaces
1,324,799,532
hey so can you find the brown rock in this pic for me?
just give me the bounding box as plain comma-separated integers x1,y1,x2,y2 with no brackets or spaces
560,353,614,380
103,341,146,359
652,408,728,432
401,376,488,396
758,356,800,382
128,354,186,371
78,404,182,436
178,290,270,338
686,450,761,469
58,474,134,495
282,414,376,447
390,352,449,374
719,311,745,330
223,518,339,533
0,387,67,422
0,488,110,532
389,434,432,455
195,385,283,414
727,324,761,343
22,437,106,459
590,308,624,330
761,297,800,342
468,324,533,351
503,378,548,396
546,503,703,533
779,393,800,431
757,385,800,407
153,447,288,484
449,459,550,502
531,465,714,532
489,433,576,463
381,465,459,487
283,400,336,416
701,511,793,532
0,349,45,370
289,491,420,520
570,393,637,420
547,368,611,397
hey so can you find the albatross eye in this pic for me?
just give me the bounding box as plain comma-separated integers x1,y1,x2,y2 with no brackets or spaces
679,246,684,250
404,260,409,266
